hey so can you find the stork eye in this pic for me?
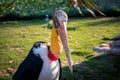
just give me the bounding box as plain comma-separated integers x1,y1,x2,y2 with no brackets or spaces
33,42,42,48
38,43,42,47
60,16,66,22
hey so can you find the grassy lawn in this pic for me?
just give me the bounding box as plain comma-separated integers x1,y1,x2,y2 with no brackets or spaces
0,17,120,80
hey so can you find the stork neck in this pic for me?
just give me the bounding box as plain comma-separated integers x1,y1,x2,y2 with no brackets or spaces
49,27,62,61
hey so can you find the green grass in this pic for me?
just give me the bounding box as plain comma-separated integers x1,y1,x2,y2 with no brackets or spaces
0,17,120,80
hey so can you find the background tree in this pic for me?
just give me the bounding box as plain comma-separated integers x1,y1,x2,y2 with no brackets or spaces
0,0,16,16
0,0,120,19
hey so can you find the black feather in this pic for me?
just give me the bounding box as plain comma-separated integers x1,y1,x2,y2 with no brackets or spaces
12,44,43,80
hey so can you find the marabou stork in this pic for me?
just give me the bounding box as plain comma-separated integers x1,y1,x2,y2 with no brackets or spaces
12,10,73,80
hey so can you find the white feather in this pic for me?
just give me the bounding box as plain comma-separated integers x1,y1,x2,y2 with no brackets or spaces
32,45,60,80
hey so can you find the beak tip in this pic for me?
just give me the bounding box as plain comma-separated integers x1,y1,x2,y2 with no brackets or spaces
70,68,73,74
69,64,73,74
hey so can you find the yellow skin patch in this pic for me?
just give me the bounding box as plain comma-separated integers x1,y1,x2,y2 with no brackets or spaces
50,26,63,59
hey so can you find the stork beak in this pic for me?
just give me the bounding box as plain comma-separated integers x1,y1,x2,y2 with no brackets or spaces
56,22,73,73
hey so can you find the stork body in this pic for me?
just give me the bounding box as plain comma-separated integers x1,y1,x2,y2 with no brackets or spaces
33,42,61,80
12,42,61,80
12,10,72,80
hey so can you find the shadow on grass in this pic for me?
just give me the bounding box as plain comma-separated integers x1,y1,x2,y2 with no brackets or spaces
86,17,120,27
0,54,119,80
61,53,120,80
71,51,92,57
1,17,120,30
0,19,46,28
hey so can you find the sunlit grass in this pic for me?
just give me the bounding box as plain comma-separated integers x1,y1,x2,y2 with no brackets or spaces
0,17,120,80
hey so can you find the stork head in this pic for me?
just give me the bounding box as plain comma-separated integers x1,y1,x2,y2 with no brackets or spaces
52,10,73,73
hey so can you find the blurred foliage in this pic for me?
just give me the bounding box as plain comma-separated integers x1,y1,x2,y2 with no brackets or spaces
0,0,16,15
95,0,120,16
0,0,120,19
67,0,106,17
0,0,69,18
